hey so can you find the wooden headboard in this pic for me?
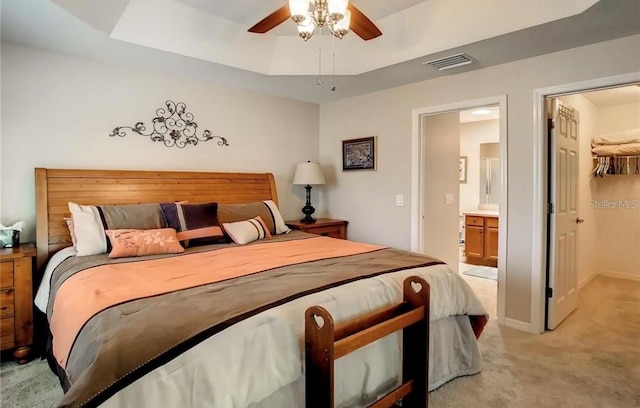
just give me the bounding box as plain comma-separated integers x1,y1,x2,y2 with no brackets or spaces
35,168,278,270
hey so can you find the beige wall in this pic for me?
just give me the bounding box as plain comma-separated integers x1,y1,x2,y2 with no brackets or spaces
459,119,500,213
593,100,640,280
319,35,640,325
558,94,599,287
0,43,320,242
596,102,640,134
422,113,460,271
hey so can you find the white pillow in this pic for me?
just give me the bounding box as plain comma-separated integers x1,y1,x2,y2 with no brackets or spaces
68,202,107,256
223,216,272,245
262,200,291,234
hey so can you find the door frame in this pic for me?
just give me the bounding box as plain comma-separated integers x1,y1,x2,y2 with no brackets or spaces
411,95,508,326
531,72,640,334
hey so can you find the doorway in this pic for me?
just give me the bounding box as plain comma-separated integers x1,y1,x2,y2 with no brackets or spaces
532,72,640,333
459,107,501,318
411,96,507,324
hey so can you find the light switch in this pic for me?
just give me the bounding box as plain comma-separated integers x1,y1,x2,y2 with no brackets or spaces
445,193,454,205
396,194,404,207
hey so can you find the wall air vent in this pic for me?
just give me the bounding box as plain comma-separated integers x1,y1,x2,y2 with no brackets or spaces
423,53,474,71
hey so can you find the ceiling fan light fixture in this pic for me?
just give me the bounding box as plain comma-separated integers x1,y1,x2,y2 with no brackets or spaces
289,0,310,24
331,9,351,39
328,0,349,21
297,15,315,41
288,0,351,41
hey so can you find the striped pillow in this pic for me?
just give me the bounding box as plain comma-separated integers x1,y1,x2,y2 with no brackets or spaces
222,216,272,245
160,202,227,247
68,202,166,256
217,200,291,235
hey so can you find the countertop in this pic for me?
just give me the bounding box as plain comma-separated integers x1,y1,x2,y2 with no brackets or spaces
462,210,499,217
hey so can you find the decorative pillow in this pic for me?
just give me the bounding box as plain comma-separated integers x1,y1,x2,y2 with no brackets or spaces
263,200,291,234
105,228,184,259
218,200,290,235
160,202,227,247
68,202,107,256
63,217,77,248
222,216,272,245
68,202,167,256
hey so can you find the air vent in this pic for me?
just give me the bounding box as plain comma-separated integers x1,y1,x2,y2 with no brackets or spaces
423,53,474,71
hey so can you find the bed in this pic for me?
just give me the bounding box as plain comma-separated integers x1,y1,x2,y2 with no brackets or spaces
34,168,488,408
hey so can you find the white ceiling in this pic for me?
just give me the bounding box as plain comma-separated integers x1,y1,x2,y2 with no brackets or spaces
1,0,639,104
581,85,640,107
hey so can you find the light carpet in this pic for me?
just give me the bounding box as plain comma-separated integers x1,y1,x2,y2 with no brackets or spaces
1,275,638,407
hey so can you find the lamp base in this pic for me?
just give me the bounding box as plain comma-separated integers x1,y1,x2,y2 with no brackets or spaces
300,215,316,224
300,185,316,224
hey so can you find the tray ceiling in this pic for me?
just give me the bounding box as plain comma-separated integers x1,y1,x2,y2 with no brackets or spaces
2,0,638,103
49,0,599,76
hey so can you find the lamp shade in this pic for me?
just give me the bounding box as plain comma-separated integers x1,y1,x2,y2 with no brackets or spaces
293,161,326,185
328,0,349,18
289,0,310,19
333,9,351,37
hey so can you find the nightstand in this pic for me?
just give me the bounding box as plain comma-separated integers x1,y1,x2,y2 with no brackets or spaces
285,218,348,240
0,243,35,364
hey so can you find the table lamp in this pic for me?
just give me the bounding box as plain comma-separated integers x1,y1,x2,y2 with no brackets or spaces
293,161,326,223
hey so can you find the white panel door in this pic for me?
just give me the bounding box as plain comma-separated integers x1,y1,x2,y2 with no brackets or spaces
547,100,580,330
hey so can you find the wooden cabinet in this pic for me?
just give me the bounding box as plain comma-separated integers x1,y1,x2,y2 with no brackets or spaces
485,218,499,261
0,243,36,364
464,215,498,267
285,218,348,240
465,226,485,259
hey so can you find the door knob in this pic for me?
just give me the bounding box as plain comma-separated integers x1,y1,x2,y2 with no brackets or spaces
576,218,584,224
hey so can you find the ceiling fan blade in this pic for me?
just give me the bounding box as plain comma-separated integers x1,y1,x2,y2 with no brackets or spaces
347,3,382,41
248,5,291,33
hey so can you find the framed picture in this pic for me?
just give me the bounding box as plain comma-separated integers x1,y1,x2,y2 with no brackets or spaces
459,156,467,183
342,136,376,171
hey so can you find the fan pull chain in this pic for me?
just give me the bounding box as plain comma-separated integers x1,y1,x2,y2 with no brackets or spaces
317,27,323,86
331,34,336,91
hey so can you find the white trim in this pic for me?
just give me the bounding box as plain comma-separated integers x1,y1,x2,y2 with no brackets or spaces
411,95,508,326
410,111,422,252
496,96,508,325
597,270,640,282
504,317,534,333
531,72,640,334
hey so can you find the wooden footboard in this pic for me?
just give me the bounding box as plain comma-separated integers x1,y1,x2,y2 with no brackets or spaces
305,276,430,408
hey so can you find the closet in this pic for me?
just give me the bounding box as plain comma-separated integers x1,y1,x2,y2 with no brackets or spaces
558,85,639,295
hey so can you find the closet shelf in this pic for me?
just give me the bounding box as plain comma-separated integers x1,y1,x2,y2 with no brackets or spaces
591,154,640,158
592,155,640,177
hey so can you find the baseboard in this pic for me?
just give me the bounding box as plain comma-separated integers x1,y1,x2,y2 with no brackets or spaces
596,270,640,282
503,317,538,334
578,272,598,289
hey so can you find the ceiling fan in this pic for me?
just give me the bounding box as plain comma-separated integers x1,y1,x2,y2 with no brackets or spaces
248,0,382,41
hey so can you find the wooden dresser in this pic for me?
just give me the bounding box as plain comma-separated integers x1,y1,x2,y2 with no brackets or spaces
285,218,348,240
0,243,35,363
464,214,498,267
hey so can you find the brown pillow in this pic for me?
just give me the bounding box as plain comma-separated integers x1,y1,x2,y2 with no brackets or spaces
160,202,227,247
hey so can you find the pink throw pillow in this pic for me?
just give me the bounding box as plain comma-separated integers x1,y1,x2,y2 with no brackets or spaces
105,228,185,258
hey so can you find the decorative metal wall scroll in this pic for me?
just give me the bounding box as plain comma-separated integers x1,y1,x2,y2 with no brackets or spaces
110,100,228,148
